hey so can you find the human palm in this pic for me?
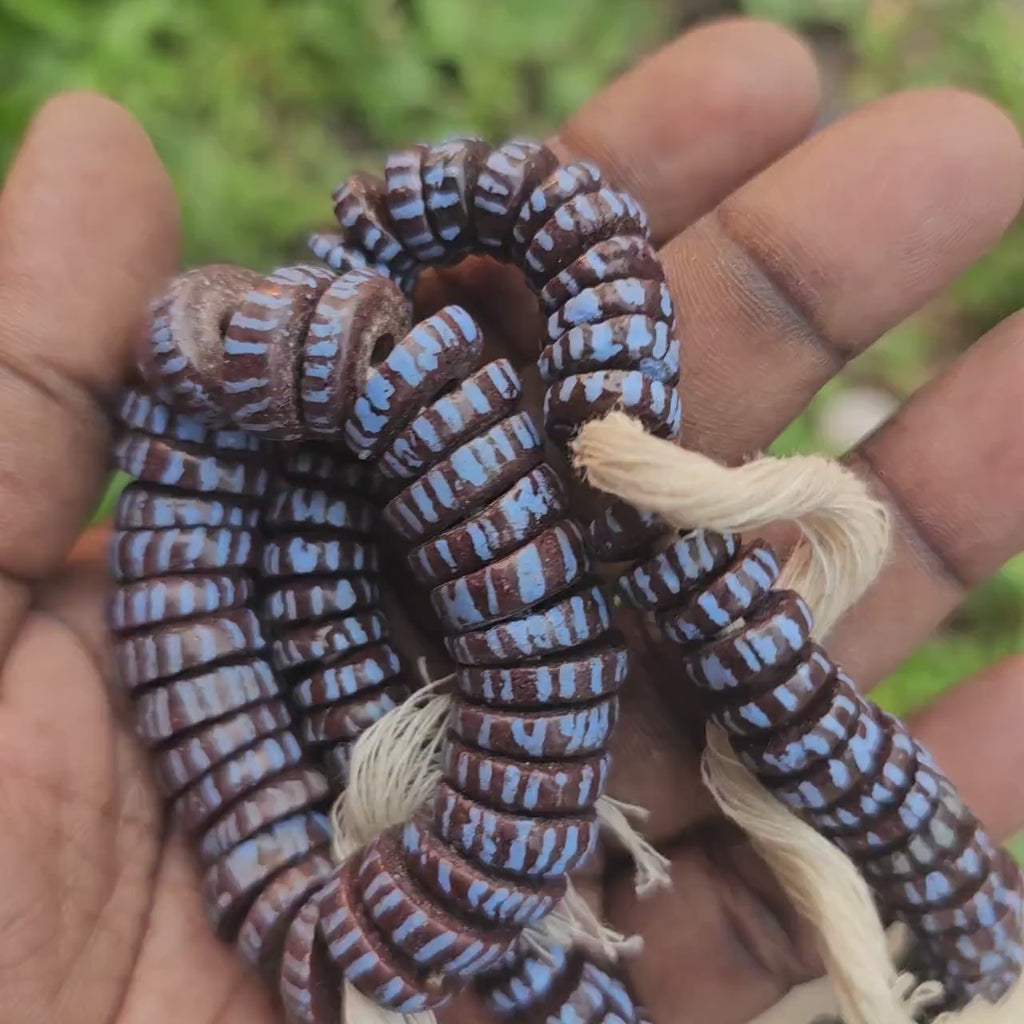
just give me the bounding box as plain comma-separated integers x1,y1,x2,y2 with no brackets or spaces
4,18,1024,1024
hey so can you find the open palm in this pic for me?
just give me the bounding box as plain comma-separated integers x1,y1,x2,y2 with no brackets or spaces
4,18,1024,1024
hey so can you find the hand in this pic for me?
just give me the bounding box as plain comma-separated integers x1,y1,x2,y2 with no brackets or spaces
1,17,1023,1024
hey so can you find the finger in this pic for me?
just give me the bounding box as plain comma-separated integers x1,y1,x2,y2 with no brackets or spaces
665,88,1024,463
908,653,1024,842
0,93,179,649
606,822,822,1024
828,311,1024,688
553,18,821,244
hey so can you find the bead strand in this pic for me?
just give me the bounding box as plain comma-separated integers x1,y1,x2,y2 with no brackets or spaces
110,385,337,976
314,137,681,562
618,529,1024,1006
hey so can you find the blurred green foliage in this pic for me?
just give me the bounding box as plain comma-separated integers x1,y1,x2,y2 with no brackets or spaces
748,0,1024,716
0,0,669,268
3,0,1024,718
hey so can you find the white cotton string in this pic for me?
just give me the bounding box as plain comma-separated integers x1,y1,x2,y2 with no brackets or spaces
525,879,644,962
704,726,1024,1024
596,795,671,898
571,412,891,636
331,680,451,862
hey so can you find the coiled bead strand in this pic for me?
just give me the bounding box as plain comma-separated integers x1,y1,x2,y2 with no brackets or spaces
314,138,681,562
109,385,337,976
618,529,1024,1006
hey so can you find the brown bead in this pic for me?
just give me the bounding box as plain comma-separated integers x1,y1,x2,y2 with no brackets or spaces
618,529,740,611
133,657,280,746
357,829,518,977
318,860,456,1012
279,888,340,1024
109,526,256,582
434,781,598,879
299,680,413,745
474,139,559,253
445,583,611,666
202,811,331,938
442,736,608,814
110,573,253,630
223,265,336,438
382,412,544,543
420,137,492,259
237,850,335,971
174,732,306,833
509,161,603,263
407,463,566,587
523,189,648,290
140,265,263,418
115,608,266,690
456,642,628,708
380,359,522,483
115,485,259,531
114,432,269,495
430,521,589,631
198,766,330,866
400,814,564,928
539,236,663,315
332,172,419,289
345,305,484,459
152,701,293,795
450,697,618,759
270,611,388,672
301,269,411,435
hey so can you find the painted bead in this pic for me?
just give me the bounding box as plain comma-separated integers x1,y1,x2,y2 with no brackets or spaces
114,485,259,531
308,229,391,280
237,851,335,971
318,860,456,1012
510,161,603,262
114,431,269,495
407,463,567,586
544,370,681,444
456,643,628,707
300,269,411,434
664,542,780,646
222,265,335,438
474,139,559,253
198,766,331,866
383,412,544,542
450,697,618,759
203,812,331,938
279,890,339,1024
174,732,306,833
618,529,741,610
139,265,262,418
445,583,612,666
420,137,492,258
119,388,261,453
442,737,609,813
109,573,252,630
585,501,663,563
539,314,678,385
539,235,663,315
291,643,403,707
434,782,598,878
114,608,265,690
358,829,518,977
332,173,419,289
523,188,648,290
345,305,484,458
380,359,522,482
430,520,589,630
545,278,671,343
133,657,279,746
299,680,413,745
270,611,388,671
109,526,256,581
385,144,445,263
401,815,564,928
153,700,292,795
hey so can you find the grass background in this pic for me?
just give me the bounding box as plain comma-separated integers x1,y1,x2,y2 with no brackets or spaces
1,0,1022,771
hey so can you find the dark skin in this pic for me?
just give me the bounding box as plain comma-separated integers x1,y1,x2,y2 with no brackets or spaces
2,17,1024,1024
